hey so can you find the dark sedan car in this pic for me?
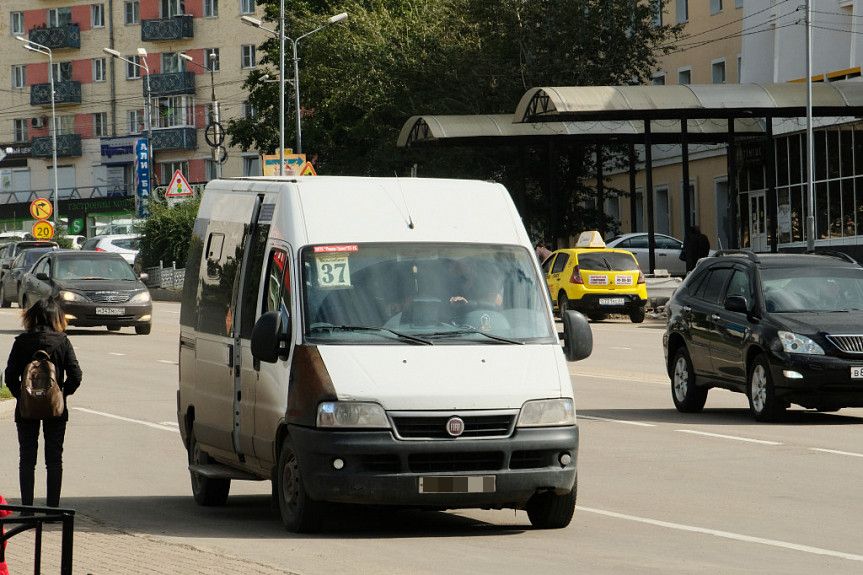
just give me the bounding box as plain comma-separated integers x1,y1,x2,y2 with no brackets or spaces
0,240,58,284
20,251,152,334
0,246,58,307
664,250,863,421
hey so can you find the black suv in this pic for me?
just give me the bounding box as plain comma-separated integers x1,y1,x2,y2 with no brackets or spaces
664,250,863,421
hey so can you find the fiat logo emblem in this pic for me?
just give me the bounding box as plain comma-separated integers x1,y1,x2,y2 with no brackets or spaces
446,417,465,437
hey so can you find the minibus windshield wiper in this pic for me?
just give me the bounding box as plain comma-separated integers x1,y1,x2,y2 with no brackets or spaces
310,324,433,345
426,327,524,345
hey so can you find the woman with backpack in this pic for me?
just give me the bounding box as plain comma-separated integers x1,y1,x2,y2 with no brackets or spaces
4,298,82,508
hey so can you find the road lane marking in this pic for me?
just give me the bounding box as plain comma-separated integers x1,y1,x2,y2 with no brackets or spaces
610,346,632,350
675,429,782,446
159,421,180,427
577,506,863,563
72,407,179,433
109,352,126,356
158,359,178,365
578,415,656,427
810,447,863,458
569,371,668,385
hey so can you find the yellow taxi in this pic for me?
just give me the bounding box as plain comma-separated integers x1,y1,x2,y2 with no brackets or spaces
541,231,648,323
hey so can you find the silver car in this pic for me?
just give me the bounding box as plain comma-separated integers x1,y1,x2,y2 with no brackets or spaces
606,233,686,276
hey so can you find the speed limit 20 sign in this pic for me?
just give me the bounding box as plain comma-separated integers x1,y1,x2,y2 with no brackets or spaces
32,220,55,240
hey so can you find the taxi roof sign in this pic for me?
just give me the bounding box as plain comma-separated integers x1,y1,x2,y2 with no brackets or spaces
575,231,606,248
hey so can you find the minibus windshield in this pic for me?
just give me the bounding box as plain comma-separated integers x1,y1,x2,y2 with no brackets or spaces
302,243,556,344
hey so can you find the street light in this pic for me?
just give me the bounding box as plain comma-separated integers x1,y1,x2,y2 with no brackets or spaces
180,51,223,178
242,11,348,161
103,47,153,216
16,36,59,228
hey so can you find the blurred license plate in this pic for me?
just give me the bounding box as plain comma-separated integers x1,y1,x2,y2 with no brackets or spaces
419,476,495,494
95,307,125,316
851,367,863,379
599,298,625,306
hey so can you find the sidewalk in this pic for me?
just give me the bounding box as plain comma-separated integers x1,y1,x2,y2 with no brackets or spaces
4,513,300,575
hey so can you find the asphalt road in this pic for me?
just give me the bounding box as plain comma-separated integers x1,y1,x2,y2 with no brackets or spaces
1,303,862,574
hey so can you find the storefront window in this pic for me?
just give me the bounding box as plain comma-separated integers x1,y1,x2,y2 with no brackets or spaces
790,185,803,243
827,130,840,180
841,130,854,178
842,179,855,237
816,182,828,239
776,137,788,187
828,180,841,238
815,131,827,181
789,134,802,185
777,187,791,244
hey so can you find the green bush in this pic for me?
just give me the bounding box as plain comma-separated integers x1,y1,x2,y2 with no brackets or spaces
139,198,201,269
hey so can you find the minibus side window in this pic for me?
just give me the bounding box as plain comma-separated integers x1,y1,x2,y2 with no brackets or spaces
263,248,291,333
180,218,207,328
197,222,247,336
238,224,270,338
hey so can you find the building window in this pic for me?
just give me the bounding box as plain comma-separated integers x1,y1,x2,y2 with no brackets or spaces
93,58,106,82
13,119,28,143
162,52,182,74
48,8,73,28
11,65,26,89
160,160,190,184
243,100,256,119
710,0,722,15
126,56,141,79
10,12,24,36
678,68,691,85
124,1,140,25
243,155,261,176
240,0,255,15
128,109,145,133
205,48,220,72
712,60,726,84
652,73,666,86
57,115,75,136
161,0,185,18
154,95,195,128
676,0,687,23
51,62,73,83
94,112,108,137
92,4,105,27
204,0,219,18
241,45,256,69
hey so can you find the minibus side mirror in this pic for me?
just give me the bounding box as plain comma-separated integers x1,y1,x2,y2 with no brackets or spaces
562,310,592,362
251,311,281,363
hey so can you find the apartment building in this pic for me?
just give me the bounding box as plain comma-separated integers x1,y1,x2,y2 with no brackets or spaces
607,0,744,250
0,0,269,229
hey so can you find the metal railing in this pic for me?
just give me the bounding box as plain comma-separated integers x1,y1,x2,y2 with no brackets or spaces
0,185,131,205
28,24,81,50
145,261,185,291
0,504,75,575
141,15,194,42
146,71,196,96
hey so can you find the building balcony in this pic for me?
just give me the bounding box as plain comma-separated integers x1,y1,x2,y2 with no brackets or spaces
28,24,81,50
31,134,82,158
151,127,197,151
30,81,81,106
141,15,194,42
146,71,196,97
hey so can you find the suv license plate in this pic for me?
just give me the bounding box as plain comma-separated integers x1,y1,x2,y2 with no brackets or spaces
419,476,496,494
599,297,625,306
95,307,125,316
851,367,863,379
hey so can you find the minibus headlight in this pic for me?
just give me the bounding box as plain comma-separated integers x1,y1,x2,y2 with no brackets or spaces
316,402,390,429
517,398,575,428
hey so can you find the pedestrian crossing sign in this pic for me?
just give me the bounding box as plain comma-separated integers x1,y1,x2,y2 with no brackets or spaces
165,170,194,198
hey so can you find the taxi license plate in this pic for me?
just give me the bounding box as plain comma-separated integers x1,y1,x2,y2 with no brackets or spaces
851,367,863,379
419,476,496,494
95,307,125,316
599,298,626,306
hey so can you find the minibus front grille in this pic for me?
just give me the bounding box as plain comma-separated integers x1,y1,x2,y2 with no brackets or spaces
407,451,504,473
390,412,517,440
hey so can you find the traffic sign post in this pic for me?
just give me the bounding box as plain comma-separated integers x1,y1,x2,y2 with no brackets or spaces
32,220,54,240
164,169,195,207
30,198,54,221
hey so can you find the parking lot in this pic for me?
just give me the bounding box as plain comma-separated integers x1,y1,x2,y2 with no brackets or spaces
0,305,861,574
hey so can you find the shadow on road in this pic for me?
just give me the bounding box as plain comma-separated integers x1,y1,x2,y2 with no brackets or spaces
58,495,529,540
579,407,863,426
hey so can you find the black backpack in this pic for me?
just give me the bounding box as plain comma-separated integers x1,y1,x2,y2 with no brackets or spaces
19,350,64,419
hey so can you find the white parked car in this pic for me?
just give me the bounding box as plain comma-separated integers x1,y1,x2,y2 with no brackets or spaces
606,233,687,276
61,235,86,249
81,234,140,265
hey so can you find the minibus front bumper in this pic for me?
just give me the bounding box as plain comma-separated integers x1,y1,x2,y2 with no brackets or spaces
288,424,578,508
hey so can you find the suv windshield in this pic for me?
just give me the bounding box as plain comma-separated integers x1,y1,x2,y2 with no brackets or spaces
302,243,555,344
577,252,639,271
761,266,863,312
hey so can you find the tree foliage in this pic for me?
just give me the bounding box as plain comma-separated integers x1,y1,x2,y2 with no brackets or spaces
228,0,681,238
139,198,201,268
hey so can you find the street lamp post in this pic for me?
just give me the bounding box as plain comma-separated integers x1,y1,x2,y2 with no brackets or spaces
103,47,152,216
242,12,348,160
180,51,222,178
17,36,59,228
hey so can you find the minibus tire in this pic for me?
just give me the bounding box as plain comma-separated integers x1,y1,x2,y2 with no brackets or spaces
526,480,576,529
276,436,324,532
188,429,230,506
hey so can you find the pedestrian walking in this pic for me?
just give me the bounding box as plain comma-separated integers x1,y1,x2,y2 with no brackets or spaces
681,225,711,273
4,298,82,509
535,241,552,263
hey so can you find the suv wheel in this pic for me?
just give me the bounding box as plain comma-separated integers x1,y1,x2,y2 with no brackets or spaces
748,355,785,422
557,292,569,319
671,347,707,413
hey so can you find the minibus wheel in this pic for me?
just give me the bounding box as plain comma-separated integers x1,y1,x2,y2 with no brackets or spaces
188,428,230,506
276,436,324,532
526,479,576,529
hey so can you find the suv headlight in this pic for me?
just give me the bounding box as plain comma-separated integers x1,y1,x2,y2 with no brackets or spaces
778,331,824,355
316,401,390,429
129,290,151,304
517,398,575,427
59,290,88,303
